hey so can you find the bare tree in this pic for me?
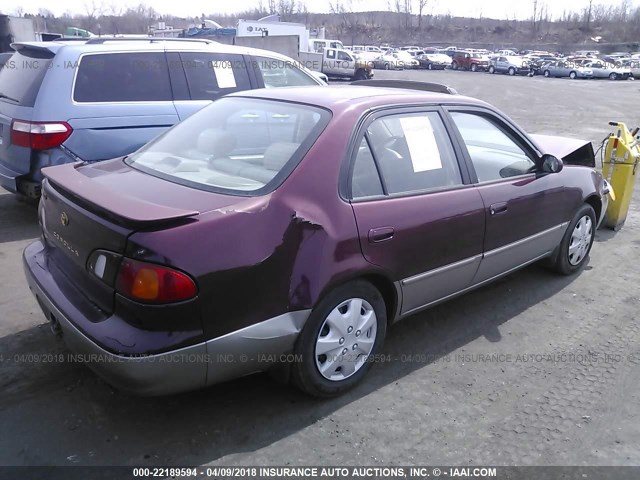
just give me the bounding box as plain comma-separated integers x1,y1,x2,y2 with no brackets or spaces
417,0,429,29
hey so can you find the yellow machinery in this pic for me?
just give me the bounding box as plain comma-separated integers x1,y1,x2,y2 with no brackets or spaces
602,121,640,230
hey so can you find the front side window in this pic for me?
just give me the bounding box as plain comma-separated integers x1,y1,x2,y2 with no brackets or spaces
450,112,536,182
74,52,172,102
338,51,352,62
126,97,329,194
179,53,251,101
254,56,318,88
356,112,462,196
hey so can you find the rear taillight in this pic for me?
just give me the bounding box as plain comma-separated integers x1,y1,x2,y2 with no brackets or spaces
115,258,198,304
11,120,73,150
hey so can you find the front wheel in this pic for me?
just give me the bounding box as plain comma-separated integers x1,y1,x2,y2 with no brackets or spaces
609,72,617,80
544,70,550,77
569,71,577,79
508,67,516,76
452,62,459,70
291,281,387,397
471,63,477,72
488,65,495,74
554,204,596,275
427,63,433,70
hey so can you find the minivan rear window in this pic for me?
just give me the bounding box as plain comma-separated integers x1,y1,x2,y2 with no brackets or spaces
74,52,172,103
0,50,53,107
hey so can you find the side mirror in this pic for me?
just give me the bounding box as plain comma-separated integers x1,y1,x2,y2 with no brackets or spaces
540,154,563,173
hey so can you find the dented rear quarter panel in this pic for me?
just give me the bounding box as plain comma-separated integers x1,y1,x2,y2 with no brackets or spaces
126,103,383,341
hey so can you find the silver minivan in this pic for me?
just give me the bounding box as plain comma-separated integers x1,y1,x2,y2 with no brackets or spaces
0,38,324,198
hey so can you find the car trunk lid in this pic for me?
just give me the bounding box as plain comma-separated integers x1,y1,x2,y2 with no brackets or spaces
40,159,242,314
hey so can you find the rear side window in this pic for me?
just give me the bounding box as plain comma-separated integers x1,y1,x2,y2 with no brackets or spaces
254,56,318,88
179,53,251,101
0,50,53,107
74,52,172,102
362,112,462,196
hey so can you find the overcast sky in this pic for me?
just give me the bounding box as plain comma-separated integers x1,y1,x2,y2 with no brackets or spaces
9,0,639,22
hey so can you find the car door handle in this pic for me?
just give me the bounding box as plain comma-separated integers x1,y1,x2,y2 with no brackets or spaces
490,202,508,215
368,227,395,243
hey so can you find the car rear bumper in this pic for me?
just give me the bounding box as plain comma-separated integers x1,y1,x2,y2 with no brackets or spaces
0,162,20,193
23,240,311,395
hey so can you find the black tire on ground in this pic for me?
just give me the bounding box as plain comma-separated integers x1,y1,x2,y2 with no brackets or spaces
609,72,617,80
488,65,495,74
544,70,550,77
553,204,596,275
353,69,368,81
471,63,477,72
508,67,516,76
384,63,390,70
291,280,387,397
569,71,577,79
427,63,433,70
452,62,459,70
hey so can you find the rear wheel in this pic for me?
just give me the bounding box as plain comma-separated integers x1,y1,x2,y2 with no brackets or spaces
569,71,577,79
508,67,516,76
609,72,617,80
471,63,478,72
452,62,459,70
544,70,550,77
353,69,368,81
488,65,495,74
291,281,387,397
554,204,596,275
427,63,433,70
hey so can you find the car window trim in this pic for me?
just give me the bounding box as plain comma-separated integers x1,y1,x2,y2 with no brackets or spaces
341,105,473,203
71,50,174,105
443,105,543,185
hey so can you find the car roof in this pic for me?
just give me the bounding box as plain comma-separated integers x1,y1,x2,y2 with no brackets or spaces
11,39,298,62
230,85,488,112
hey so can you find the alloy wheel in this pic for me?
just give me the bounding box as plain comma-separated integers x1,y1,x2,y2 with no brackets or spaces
568,215,593,266
314,298,377,381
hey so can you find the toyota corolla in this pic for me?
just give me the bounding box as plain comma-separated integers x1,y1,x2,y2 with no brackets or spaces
24,83,609,397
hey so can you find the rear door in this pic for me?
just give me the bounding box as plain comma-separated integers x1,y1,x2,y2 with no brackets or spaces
446,108,569,284
171,51,253,120
349,108,485,316
65,51,179,161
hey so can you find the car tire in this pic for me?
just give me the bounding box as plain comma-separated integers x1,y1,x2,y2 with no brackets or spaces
488,65,495,74
508,67,516,76
427,63,433,70
291,281,387,397
452,62,459,70
569,71,577,79
544,70,550,77
471,63,477,72
630,75,636,81
609,72,617,80
353,69,368,81
384,63,390,70
553,204,596,275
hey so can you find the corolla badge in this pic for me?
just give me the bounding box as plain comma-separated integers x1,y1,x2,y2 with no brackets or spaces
60,212,69,227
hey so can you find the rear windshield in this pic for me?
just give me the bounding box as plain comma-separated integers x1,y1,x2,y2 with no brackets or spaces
126,97,330,195
0,50,53,107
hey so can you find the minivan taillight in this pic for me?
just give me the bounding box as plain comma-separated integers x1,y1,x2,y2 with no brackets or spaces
11,120,73,150
116,258,198,304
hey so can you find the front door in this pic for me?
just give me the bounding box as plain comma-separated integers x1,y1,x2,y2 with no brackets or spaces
447,109,568,284
349,109,486,316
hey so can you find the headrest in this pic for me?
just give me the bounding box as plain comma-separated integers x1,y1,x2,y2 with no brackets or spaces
197,129,237,158
263,142,299,171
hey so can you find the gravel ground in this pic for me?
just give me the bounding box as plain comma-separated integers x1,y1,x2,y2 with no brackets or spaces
1,70,639,468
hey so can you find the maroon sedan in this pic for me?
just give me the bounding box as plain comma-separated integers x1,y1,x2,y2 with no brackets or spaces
24,84,609,397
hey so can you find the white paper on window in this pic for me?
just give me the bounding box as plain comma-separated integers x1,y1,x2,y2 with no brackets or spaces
213,61,237,88
399,116,442,173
